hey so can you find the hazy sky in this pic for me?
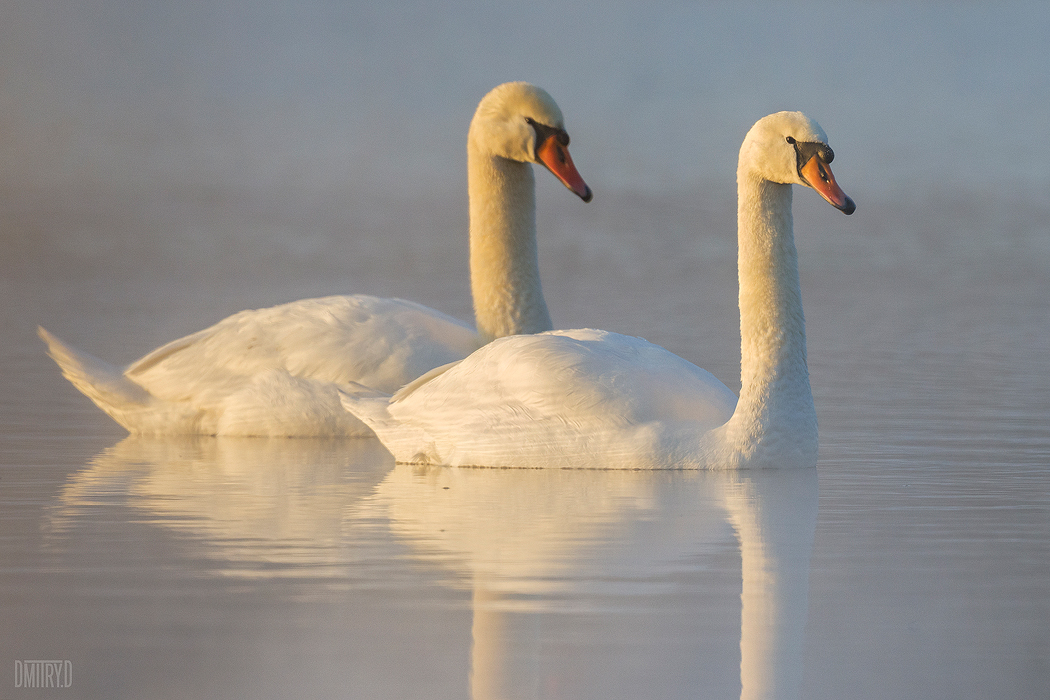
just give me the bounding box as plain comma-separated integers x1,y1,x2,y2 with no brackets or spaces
3,1,1047,199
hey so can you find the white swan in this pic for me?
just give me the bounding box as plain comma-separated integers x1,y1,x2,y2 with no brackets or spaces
38,82,591,437
341,111,855,469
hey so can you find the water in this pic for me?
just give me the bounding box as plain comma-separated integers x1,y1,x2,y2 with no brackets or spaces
2,1,1049,698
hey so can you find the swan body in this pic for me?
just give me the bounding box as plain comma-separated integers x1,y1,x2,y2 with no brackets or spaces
40,82,591,437
341,111,855,468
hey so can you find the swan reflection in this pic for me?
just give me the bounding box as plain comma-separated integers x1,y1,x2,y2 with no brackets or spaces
49,436,392,579
50,439,816,699
365,465,817,700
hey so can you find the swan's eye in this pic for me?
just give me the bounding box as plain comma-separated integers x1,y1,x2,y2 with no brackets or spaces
786,136,796,144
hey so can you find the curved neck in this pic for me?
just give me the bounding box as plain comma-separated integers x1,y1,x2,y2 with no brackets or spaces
468,149,552,343
726,172,817,463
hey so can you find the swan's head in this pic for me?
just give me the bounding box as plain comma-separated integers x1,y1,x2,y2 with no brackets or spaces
469,82,592,202
740,111,855,215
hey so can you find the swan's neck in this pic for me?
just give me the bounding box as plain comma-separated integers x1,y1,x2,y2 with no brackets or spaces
726,173,817,463
468,149,552,343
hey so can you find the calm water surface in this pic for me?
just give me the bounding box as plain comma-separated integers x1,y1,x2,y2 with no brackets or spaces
2,2,1049,698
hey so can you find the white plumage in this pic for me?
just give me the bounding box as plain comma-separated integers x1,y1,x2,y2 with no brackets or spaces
341,111,855,468
39,82,591,436
344,329,738,467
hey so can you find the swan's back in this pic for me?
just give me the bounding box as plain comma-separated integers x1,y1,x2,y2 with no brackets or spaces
127,295,479,403
349,330,737,468
42,295,480,437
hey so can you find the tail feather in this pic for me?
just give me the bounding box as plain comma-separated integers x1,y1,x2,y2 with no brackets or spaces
38,326,152,429
338,384,437,463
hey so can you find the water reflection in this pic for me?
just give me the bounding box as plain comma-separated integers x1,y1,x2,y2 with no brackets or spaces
49,439,817,699
366,465,817,700
49,436,393,579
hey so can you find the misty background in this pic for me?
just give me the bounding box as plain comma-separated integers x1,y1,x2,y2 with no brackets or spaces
2,3,1049,699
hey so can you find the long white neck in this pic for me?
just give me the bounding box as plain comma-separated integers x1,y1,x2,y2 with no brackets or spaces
723,171,817,466
468,147,552,343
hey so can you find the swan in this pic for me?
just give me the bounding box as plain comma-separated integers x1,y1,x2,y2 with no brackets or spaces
340,111,855,469
38,82,592,437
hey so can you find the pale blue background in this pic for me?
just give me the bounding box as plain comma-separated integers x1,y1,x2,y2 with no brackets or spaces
2,2,1048,699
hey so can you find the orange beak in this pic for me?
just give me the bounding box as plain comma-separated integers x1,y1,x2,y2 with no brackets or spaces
537,136,593,202
800,156,855,215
